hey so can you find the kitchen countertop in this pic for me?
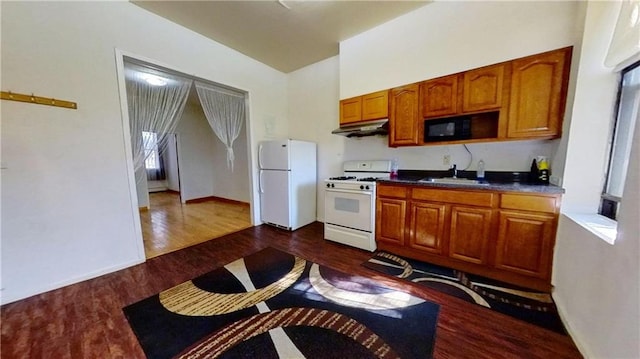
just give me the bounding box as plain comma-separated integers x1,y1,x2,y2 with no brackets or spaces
379,170,565,194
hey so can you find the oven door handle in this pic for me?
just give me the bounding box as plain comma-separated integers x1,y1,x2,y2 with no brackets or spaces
326,188,373,195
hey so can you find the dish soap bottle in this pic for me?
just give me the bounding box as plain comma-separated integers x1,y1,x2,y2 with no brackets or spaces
476,159,485,181
391,158,399,178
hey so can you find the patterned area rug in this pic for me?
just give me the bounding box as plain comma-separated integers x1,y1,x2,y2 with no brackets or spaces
363,252,566,334
124,247,440,359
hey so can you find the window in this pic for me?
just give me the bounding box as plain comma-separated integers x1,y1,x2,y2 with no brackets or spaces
600,62,640,220
142,131,160,170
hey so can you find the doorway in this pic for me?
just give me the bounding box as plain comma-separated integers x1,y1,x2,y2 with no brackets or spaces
117,54,254,259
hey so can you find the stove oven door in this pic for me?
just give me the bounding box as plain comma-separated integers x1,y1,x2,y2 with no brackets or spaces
324,188,373,232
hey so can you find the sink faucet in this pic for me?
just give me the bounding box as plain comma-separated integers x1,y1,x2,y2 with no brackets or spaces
450,164,458,178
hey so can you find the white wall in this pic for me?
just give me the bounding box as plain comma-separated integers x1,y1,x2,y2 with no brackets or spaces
211,110,251,203
165,135,180,192
0,1,287,304
340,1,580,98
287,56,343,221
336,0,581,175
343,137,556,173
135,167,150,208
175,100,217,202
553,2,640,358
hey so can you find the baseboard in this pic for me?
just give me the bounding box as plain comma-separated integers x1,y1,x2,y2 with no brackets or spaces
185,196,250,206
148,188,168,193
0,257,145,306
552,293,591,358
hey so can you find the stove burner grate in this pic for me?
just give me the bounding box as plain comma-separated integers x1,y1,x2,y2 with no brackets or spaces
329,176,357,180
357,177,378,182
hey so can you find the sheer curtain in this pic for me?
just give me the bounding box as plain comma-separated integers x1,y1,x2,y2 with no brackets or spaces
125,62,192,175
195,81,246,171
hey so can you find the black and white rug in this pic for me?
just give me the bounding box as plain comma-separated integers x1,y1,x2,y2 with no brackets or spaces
363,251,566,334
124,247,440,358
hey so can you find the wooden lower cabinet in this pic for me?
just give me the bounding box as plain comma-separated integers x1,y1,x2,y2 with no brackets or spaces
376,198,407,246
376,183,561,291
408,202,447,255
495,210,556,279
448,206,493,265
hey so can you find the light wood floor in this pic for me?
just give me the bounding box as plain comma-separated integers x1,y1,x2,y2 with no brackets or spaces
140,191,252,258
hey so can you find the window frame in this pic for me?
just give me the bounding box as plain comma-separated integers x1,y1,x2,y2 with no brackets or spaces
142,131,161,171
599,61,640,220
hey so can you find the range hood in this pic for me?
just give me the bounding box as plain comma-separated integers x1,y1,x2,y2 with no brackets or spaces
331,119,389,138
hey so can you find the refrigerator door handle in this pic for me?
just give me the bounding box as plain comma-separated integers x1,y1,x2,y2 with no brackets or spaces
259,169,264,193
258,143,264,169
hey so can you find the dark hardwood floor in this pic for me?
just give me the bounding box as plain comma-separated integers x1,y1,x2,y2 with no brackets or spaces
0,222,582,358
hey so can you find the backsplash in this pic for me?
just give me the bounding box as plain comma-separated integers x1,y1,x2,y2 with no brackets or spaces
343,135,559,173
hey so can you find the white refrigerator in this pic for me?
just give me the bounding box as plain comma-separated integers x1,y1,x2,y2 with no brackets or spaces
258,139,317,230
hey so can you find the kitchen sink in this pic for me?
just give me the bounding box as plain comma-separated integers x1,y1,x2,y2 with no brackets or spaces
418,177,489,185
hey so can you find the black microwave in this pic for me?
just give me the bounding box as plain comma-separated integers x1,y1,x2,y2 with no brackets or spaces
424,117,471,142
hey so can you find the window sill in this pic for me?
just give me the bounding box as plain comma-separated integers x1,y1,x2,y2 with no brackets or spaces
563,213,617,245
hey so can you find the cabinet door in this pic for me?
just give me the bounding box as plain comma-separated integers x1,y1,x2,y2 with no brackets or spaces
495,211,556,279
389,84,420,146
362,90,389,121
508,48,571,138
408,202,447,255
463,64,505,113
421,75,459,118
376,198,407,245
448,206,493,265
339,96,362,125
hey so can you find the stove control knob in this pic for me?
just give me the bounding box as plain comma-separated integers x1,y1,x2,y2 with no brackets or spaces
365,185,370,190
360,185,364,190
331,183,335,188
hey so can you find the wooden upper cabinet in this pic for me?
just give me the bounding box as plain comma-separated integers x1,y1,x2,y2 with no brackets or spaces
339,96,362,125
421,75,459,118
389,83,420,146
362,90,389,121
421,64,506,120
462,63,505,113
339,90,389,125
508,47,572,138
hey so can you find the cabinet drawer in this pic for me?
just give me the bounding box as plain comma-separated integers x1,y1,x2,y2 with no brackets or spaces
412,188,495,207
500,194,559,214
378,185,408,199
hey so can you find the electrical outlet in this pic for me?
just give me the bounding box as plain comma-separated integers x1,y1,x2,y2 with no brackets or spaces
443,155,451,166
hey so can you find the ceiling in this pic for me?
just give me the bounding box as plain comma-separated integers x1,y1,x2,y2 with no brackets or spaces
131,0,431,73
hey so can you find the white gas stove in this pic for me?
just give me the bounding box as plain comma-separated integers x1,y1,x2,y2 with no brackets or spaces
324,160,391,251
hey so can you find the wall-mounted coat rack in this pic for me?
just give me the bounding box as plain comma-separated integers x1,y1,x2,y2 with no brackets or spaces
1,91,77,110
